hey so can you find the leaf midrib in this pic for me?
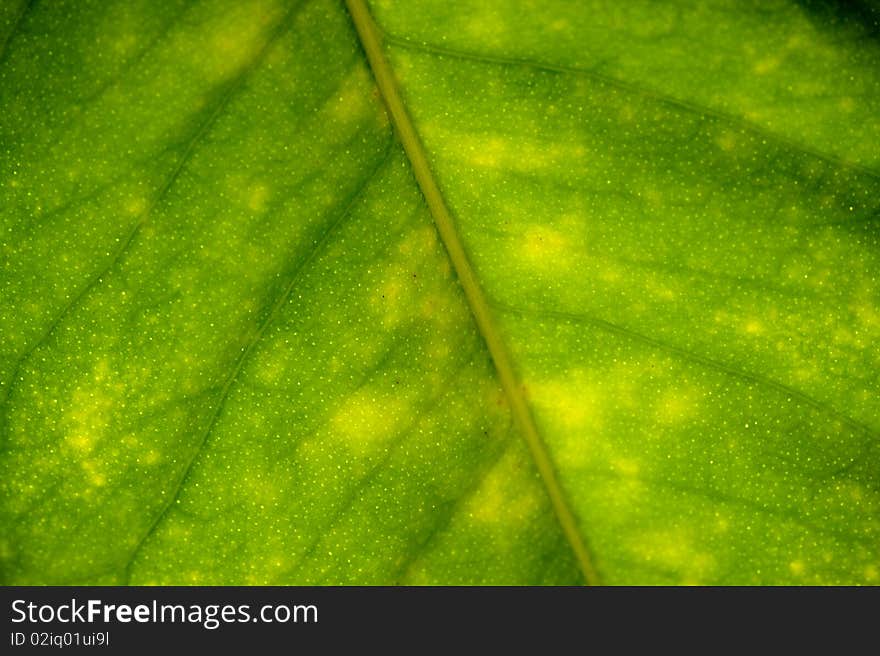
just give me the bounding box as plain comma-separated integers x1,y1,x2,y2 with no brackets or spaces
344,0,601,586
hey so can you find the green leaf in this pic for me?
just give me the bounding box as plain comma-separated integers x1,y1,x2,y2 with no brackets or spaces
1,0,878,585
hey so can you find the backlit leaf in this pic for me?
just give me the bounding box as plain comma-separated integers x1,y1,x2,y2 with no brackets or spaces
1,0,878,585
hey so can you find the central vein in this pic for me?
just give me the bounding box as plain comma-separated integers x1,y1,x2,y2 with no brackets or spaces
344,0,600,586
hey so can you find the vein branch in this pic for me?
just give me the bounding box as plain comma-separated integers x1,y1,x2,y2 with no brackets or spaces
122,139,394,581
495,300,880,443
380,31,880,182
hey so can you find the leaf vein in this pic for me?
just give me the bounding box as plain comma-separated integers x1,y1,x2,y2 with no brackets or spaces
0,2,301,412
494,300,880,443
121,138,395,582
381,31,880,182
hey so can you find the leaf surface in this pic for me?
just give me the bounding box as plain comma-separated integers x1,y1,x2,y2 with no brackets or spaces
1,0,878,584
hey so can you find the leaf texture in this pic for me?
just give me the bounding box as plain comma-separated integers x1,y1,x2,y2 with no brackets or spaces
1,0,878,584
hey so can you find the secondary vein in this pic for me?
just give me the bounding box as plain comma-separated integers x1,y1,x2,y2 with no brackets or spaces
380,31,880,183
344,0,601,586
122,139,395,582
0,0,304,416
